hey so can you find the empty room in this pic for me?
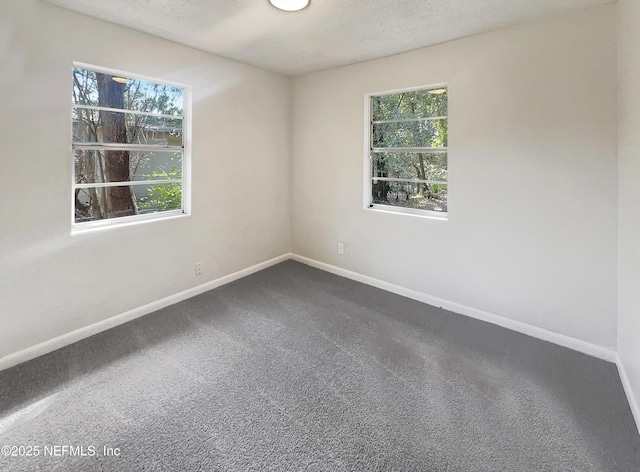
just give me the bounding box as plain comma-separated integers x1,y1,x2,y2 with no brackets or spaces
1,0,639,470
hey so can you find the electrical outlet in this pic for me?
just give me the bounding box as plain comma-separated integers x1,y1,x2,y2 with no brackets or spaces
195,262,203,276
337,243,344,255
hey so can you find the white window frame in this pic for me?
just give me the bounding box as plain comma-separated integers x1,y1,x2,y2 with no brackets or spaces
363,84,448,219
71,62,191,233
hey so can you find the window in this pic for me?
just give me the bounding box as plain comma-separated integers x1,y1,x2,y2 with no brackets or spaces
72,63,188,230
367,85,448,216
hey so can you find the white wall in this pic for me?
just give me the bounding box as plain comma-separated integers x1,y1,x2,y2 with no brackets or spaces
617,0,640,425
0,0,291,359
291,5,618,348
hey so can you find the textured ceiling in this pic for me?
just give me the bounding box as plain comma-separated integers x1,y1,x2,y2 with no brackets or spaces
42,0,613,76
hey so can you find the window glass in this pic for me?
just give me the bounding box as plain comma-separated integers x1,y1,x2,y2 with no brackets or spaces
72,65,186,228
369,87,448,215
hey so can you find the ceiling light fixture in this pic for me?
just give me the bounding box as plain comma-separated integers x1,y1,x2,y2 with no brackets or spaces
112,77,127,84
428,88,447,95
268,0,310,12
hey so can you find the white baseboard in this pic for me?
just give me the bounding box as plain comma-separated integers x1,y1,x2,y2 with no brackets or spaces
0,253,291,372
290,254,617,363
616,354,640,436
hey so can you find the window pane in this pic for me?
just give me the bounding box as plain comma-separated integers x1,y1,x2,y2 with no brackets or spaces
74,150,182,184
371,152,447,181
73,108,183,146
75,183,182,223
372,119,447,148
372,89,447,121
371,180,447,213
72,67,183,115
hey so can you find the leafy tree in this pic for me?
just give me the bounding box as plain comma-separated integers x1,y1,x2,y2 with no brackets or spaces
372,96,391,204
138,164,182,212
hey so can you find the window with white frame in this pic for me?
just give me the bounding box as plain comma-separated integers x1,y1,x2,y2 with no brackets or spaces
72,63,187,229
367,85,448,215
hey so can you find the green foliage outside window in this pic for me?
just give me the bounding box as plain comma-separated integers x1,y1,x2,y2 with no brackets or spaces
371,87,448,213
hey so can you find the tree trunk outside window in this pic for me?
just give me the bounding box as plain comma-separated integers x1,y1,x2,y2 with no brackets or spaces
96,74,137,218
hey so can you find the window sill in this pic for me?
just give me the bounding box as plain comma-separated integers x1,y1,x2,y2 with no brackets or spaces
366,205,448,220
72,210,188,235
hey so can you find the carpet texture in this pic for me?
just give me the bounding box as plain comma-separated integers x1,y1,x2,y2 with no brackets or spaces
0,260,639,471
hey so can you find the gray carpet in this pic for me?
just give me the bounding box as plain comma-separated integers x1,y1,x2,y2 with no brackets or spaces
0,260,639,471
